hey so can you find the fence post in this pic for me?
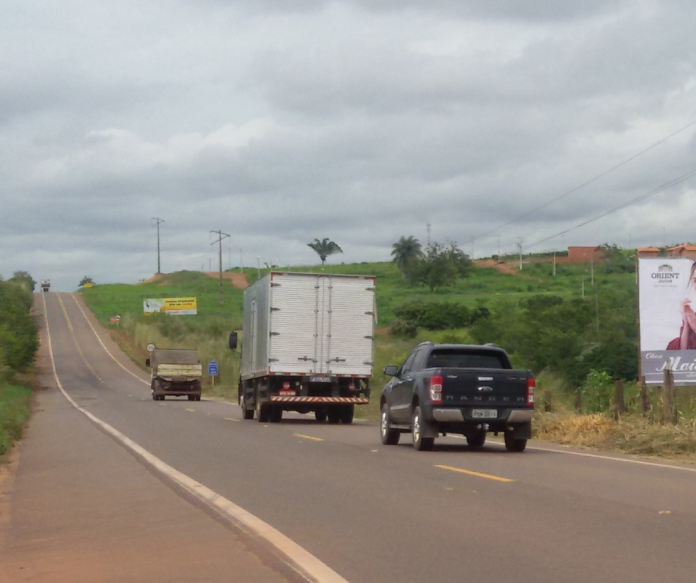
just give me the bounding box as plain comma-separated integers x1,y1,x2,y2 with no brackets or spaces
640,377,648,416
613,379,624,420
663,368,674,425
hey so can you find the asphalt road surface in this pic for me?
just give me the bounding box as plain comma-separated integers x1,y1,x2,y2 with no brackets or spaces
3,292,696,583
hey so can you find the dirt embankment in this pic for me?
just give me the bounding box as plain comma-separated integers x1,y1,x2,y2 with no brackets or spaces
138,272,249,290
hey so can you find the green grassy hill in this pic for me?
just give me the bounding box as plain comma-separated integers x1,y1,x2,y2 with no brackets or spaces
78,259,637,421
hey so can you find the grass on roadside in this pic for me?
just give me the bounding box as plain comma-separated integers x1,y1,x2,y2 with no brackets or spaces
0,383,32,461
534,411,696,458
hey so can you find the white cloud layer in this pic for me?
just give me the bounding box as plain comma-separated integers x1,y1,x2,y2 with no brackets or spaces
2,0,696,290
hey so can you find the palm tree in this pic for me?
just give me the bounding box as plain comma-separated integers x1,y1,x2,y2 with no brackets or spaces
308,238,343,265
391,236,423,281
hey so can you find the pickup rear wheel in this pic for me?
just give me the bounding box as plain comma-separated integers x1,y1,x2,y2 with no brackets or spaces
504,433,527,452
380,403,400,445
412,406,434,451
466,431,486,449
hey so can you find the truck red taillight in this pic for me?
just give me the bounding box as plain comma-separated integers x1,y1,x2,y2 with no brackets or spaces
430,376,443,404
282,381,291,391
527,377,535,407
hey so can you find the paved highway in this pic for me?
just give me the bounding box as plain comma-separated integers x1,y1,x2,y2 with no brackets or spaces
5,292,696,582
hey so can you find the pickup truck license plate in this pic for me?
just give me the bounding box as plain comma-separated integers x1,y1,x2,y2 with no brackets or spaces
310,376,332,383
472,409,497,419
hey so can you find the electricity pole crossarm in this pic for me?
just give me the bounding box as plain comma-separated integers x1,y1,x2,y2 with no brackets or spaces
210,230,230,305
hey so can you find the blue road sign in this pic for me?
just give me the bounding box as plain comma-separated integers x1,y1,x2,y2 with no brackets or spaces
208,361,219,376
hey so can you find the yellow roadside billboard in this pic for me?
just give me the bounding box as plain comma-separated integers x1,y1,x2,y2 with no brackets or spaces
143,297,197,316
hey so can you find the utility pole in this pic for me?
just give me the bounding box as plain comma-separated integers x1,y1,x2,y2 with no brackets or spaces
240,249,244,274
426,223,431,247
517,238,524,270
210,230,230,305
152,218,165,274
553,252,556,276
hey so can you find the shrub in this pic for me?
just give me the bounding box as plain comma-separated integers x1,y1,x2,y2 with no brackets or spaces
393,301,471,330
390,318,417,339
580,370,614,413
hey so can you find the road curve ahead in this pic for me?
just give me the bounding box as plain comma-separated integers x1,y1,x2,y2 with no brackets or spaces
4,291,696,583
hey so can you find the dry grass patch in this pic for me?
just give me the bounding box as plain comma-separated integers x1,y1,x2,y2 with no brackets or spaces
534,411,696,459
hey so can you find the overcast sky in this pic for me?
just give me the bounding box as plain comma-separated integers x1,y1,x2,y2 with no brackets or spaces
3,0,696,291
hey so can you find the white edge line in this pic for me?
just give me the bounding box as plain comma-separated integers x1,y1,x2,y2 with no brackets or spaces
69,293,150,386
446,433,696,473
42,293,350,583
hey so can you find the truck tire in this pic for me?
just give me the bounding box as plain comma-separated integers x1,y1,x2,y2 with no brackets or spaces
315,409,327,422
327,408,341,424
412,406,434,451
188,395,196,401
339,404,354,424
380,403,400,445
466,431,486,449
241,391,254,420
504,433,527,452
256,400,270,423
269,407,282,423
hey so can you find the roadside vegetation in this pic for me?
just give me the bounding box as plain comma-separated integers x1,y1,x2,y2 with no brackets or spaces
0,273,39,460
79,247,696,458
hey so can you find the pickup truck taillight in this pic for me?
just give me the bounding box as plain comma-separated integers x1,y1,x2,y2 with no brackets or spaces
430,376,443,404
527,377,535,406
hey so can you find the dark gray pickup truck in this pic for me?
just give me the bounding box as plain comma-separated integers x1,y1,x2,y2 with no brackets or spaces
380,342,535,452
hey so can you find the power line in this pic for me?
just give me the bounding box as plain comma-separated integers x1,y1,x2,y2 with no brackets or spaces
526,166,696,250
471,116,696,245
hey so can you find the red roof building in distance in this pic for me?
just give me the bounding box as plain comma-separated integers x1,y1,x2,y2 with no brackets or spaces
637,247,660,257
667,244,696,258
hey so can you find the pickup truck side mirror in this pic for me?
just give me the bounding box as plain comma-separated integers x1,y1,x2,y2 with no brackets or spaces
383,365,398,377
229,332,238,351
145,358,151,367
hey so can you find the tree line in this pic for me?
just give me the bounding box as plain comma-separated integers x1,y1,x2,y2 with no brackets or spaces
0,272,39,379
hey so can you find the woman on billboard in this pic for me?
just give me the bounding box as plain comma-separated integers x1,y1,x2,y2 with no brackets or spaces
667,261,696,350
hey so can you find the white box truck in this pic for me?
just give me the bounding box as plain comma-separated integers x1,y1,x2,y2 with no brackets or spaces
229,272,376,423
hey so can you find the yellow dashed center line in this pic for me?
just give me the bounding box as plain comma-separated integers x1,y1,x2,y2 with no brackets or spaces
186,408,195,412
435,464,514,483
294,434,324,442
225,417,239,422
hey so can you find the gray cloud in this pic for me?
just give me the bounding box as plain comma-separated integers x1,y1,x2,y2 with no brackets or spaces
2,0,696,290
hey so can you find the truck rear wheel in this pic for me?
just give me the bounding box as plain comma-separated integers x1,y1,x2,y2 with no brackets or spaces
327,408,341,424
315,409,327,422
256,400,270,423
269,407,282,423
241,392,254,420
339,404,354,424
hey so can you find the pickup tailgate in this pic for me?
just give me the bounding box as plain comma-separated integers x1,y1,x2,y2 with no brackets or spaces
438,368,530,409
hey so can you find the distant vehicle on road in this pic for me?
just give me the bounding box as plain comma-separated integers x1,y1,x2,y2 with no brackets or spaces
40,280,51,292
230,271,375,423
146,348,202,401
380,342,535,451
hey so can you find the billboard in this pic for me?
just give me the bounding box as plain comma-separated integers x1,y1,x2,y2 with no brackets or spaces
639,258,696,385
143,297,197,316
